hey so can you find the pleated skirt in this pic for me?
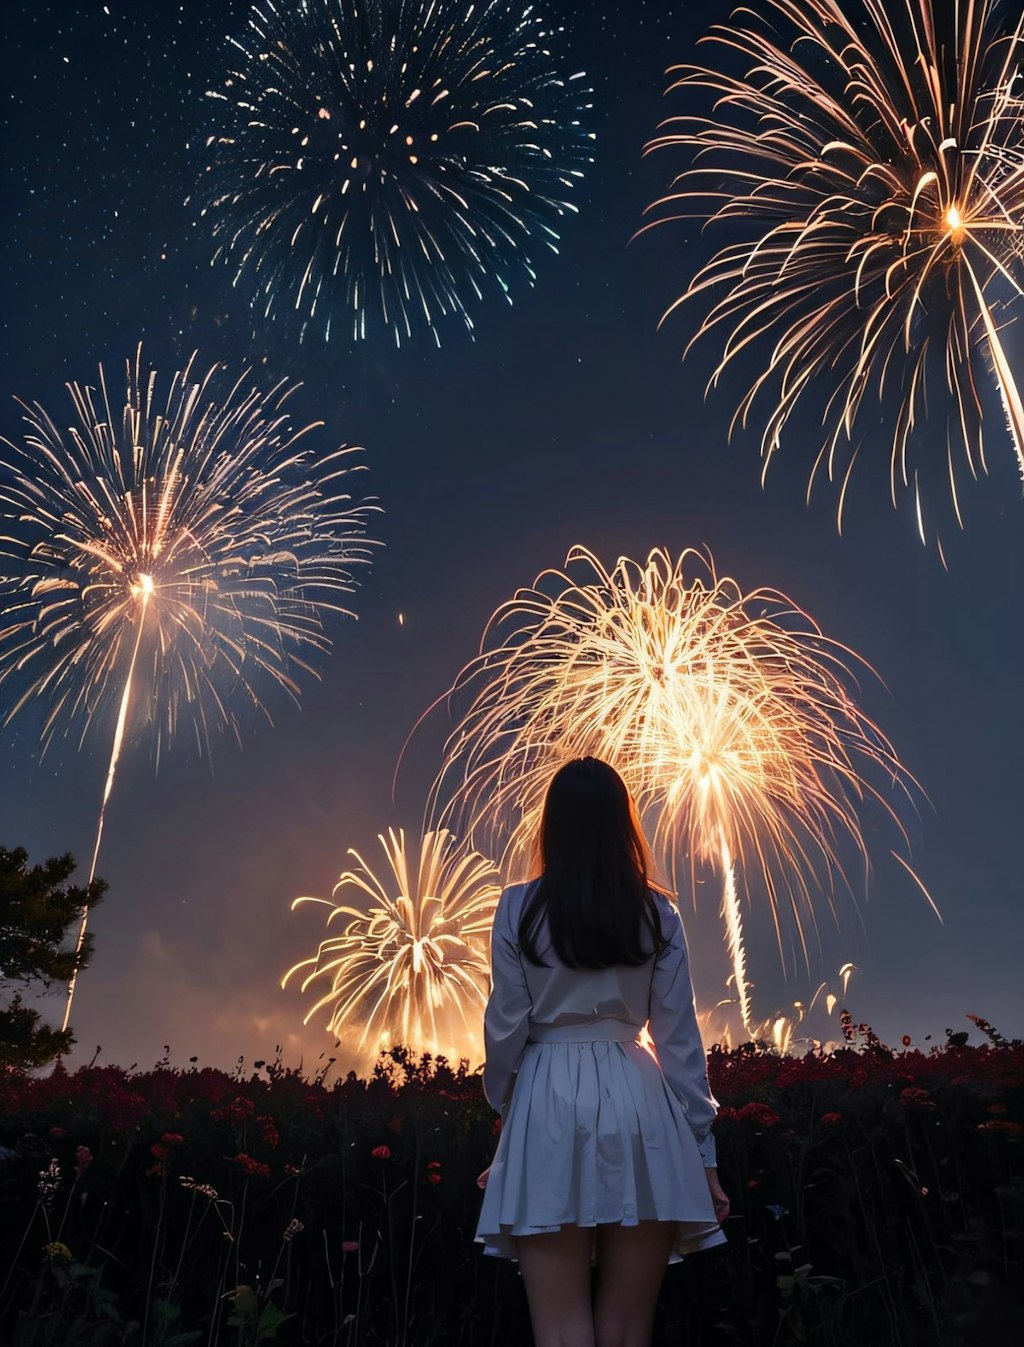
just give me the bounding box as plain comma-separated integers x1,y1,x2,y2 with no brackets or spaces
475,1039,727,1261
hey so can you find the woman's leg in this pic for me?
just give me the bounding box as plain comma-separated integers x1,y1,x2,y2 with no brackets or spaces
593,1221,676,1347
515,1225,595,1347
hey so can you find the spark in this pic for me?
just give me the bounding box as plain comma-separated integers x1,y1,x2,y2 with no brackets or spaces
0,347,379,1026
642,0,1024,532
196,0,594,347
434,546,925,1036
284,828,500,1062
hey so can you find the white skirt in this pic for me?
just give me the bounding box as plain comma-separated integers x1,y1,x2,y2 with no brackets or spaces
475,1038,727,1262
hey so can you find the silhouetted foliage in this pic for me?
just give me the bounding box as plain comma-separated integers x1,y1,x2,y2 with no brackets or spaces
0,847,105,1069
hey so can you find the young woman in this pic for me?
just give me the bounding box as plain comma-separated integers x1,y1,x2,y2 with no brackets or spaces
475,757,729,1347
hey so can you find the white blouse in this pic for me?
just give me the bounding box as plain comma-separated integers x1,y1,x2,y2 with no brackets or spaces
482,880,720,1166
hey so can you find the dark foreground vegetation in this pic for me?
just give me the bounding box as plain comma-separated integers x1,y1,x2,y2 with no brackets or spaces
0,1014,1021,1346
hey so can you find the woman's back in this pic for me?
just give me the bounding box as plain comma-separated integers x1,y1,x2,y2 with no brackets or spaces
475,759,729,1347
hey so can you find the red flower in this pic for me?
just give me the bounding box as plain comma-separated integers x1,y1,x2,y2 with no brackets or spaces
820,1112,842,1126
737,1102,781,1128
746,1177,760,1189
901,1035,912,1047
899,1086,933,1107
257,1115,280,1150
427,1173,442,1185
371,1145,391,1160
73,1146,93,1178
341,1240,360,1253
149,1143,169,1161
211,1096,256,1126
231,1152,271,1179
48,1126,67,1139
427,1160,442,1170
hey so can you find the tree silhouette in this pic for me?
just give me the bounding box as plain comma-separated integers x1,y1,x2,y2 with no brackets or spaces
0,847,105,1068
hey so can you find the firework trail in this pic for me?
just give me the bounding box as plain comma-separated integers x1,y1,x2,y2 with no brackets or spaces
643,0,1024,537
0,348,378,1027
197,0,594,347
284,827,500,1061
435,546,927,1036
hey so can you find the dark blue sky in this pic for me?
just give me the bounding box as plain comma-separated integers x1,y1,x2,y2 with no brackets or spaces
2,0,1021,1070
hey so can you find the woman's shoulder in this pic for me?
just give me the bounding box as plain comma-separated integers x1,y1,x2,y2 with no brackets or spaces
648,885,684,938
496,877,541,921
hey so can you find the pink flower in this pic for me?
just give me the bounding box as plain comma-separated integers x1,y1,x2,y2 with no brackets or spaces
341,1240,360,1253
819,1112,842,1126
371,1145,391,1160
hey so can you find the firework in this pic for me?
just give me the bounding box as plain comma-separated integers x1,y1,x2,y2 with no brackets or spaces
0,348,378,1025
284,828,500,1060
197,0,594,347
436,546,926,1034
642,0,1024,536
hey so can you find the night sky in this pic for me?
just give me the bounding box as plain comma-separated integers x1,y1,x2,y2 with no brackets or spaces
2,0,1021,1073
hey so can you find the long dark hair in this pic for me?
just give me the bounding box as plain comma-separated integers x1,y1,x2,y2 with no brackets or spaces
518,757,668,969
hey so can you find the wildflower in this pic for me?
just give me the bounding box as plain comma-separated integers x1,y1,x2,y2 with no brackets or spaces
282,1218,304,1243
737,1102,781,1128
73,1146,93,1179
231,1153,271,1179
901,1035,912,1047
43,1241,73,1263
820,1112,842,1126
257,1115,280,1150
899,1087,933,1107
161,1132,185,1147
426,1161,442,1185
211,1096,256,1126
977,1121,1024,1137
427,1160,442,1170
147,1162,166,1180
283,1162,303,1177
371,1145,391,1160
37,1158,61,1207
150,1143,169,1161
179,1176,219,1200
341,1240,360,1253
48,1126,67,1140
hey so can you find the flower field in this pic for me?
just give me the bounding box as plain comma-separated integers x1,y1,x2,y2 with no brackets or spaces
1,1016,1021,1346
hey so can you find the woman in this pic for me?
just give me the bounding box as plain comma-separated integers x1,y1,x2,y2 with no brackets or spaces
475,757,729,1347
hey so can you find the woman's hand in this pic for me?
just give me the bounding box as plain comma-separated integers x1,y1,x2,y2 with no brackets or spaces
476,1165,491,1190
704,1167,730,1222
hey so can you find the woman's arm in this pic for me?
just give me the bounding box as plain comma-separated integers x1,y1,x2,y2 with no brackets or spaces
481,887,533,1114
647,900,719,1166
